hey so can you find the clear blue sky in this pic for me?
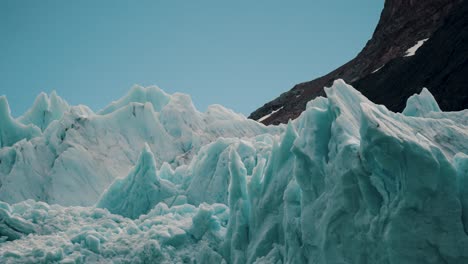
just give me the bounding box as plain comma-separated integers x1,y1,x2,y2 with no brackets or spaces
1,0,383,116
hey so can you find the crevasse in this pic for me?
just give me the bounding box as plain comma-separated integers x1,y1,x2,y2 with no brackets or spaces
1,80,467,264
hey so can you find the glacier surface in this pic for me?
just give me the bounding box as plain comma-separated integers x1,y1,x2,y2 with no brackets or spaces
1,80,468,264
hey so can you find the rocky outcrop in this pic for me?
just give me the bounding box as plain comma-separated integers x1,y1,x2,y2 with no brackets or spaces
249,0,463,125
353,0,468,112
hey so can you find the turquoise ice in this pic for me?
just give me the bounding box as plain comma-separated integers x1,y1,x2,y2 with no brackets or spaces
1,80,467,263
97,144,178,219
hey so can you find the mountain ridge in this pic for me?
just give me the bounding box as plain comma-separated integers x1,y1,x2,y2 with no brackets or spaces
249,0,464,125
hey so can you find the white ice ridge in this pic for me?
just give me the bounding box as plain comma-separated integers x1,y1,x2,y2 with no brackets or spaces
404,38,429,57
1,80,468,263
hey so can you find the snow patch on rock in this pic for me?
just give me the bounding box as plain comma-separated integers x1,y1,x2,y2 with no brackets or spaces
404,38,429,57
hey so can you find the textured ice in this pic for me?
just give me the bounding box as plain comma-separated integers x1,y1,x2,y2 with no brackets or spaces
402,87,441,117
0,200,228,263
99,85,170,115
1,80,468,263
0,97,41,148
18,91,70,131
0,86,280,206
97,144,178,219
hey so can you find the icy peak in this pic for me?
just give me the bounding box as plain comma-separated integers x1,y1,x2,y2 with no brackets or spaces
136,143,158,175
99,85,170,115
0,96,41,148
0,96,10,118
97,143,177,219
18,91,70,131
403,88,441,117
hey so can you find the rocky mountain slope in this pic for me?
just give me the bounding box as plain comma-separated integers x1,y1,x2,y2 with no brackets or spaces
249,0,465,125
353,0,468,112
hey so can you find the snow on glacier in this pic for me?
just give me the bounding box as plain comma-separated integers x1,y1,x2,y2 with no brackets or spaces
1,80,468,263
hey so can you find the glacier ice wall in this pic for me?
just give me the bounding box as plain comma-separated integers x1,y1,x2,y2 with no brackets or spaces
1,80,468,263
0,86,280,206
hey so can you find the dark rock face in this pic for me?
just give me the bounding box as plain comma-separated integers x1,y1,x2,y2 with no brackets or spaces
249,0,463,125
353,0,468,112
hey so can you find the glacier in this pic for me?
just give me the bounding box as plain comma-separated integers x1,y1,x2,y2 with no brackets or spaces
1,80,468,263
